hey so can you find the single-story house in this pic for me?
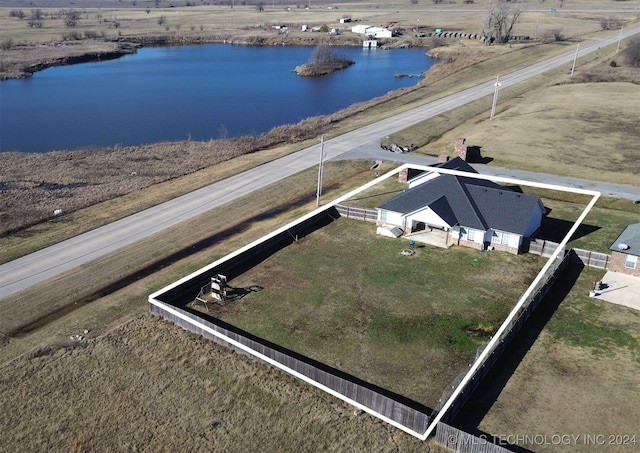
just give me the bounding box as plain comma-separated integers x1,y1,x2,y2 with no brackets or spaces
608,223,640,277
375,159,546,254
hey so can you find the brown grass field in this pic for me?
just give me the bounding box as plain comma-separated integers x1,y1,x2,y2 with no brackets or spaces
1,1,640,451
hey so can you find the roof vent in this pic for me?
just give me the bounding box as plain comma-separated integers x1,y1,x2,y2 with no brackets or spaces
618,243,630,250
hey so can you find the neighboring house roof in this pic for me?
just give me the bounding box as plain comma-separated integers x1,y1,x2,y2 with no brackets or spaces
377,159,543,235
435,158,478,173
609,223,640,256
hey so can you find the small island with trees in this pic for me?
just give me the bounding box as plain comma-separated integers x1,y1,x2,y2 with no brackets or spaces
294,44,355,76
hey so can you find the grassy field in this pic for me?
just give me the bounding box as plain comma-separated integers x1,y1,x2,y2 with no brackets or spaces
460,266,640,452
1,0,640,450
195,218,547,408
2,0,635,45
532,191,640,252
388,48,640,186
0,314,444,452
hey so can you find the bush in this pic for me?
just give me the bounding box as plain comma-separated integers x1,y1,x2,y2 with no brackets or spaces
427,36,447,48
62,30,82,41
543,28,564,42
10,9,26,20
552,28,565,41
600,17,622,30
0,38,14,50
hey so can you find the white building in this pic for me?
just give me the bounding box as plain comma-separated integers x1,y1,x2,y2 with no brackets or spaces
351,25,392,38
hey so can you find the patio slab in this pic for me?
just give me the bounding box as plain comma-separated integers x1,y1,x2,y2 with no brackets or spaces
404,231,449,248
591,271,640,311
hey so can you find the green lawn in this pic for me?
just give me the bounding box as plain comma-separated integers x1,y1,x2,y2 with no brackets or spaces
193,218,547,407
523,189,640,253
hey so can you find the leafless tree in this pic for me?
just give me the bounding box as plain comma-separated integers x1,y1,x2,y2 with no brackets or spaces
482,0,522,44
547,28,565,42
10,10,26,20
28,9,43,28
63,9,81,27
311,44,339,65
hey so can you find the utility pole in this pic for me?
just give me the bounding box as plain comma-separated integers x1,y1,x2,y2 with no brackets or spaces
616,26,624,54
316,135,325,207
490,75,501,120
570,43,579,77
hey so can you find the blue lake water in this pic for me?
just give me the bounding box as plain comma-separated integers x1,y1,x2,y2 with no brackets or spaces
0,44,436,153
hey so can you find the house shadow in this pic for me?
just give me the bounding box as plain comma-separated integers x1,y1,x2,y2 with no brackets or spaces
449,261,584,453
466,145,493,164
537,217,600,243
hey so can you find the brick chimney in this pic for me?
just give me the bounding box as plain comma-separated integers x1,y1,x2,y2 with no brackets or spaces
455,138,468,161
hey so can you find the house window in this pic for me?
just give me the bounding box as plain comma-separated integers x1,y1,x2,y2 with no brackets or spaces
625,255,637,269
492,231,510,245
466,229,475,241
379,210,387,222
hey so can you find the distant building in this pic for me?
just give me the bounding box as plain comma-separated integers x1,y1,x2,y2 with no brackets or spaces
351,24,392,38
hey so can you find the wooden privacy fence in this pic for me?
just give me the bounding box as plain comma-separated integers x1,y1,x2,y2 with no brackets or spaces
527,238,561,257
528,240,611,270
572,248,610,269
335,204,377,222
149,206,431,435
433,251,572,436
150,300,431,434
436,423,511,453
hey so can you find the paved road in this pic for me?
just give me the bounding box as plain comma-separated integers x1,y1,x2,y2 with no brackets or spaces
2,25,639,300
335,143,640,201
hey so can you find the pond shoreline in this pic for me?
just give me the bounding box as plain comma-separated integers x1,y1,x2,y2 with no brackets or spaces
0,31,428,80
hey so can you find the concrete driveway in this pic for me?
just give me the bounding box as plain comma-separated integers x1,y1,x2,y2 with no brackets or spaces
592,271,640,311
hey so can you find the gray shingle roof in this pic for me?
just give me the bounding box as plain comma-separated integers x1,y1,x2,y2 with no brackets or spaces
609,223,640,256
377,163,543,235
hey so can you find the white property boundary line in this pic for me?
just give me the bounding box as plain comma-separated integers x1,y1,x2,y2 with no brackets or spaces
149,163,600,440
